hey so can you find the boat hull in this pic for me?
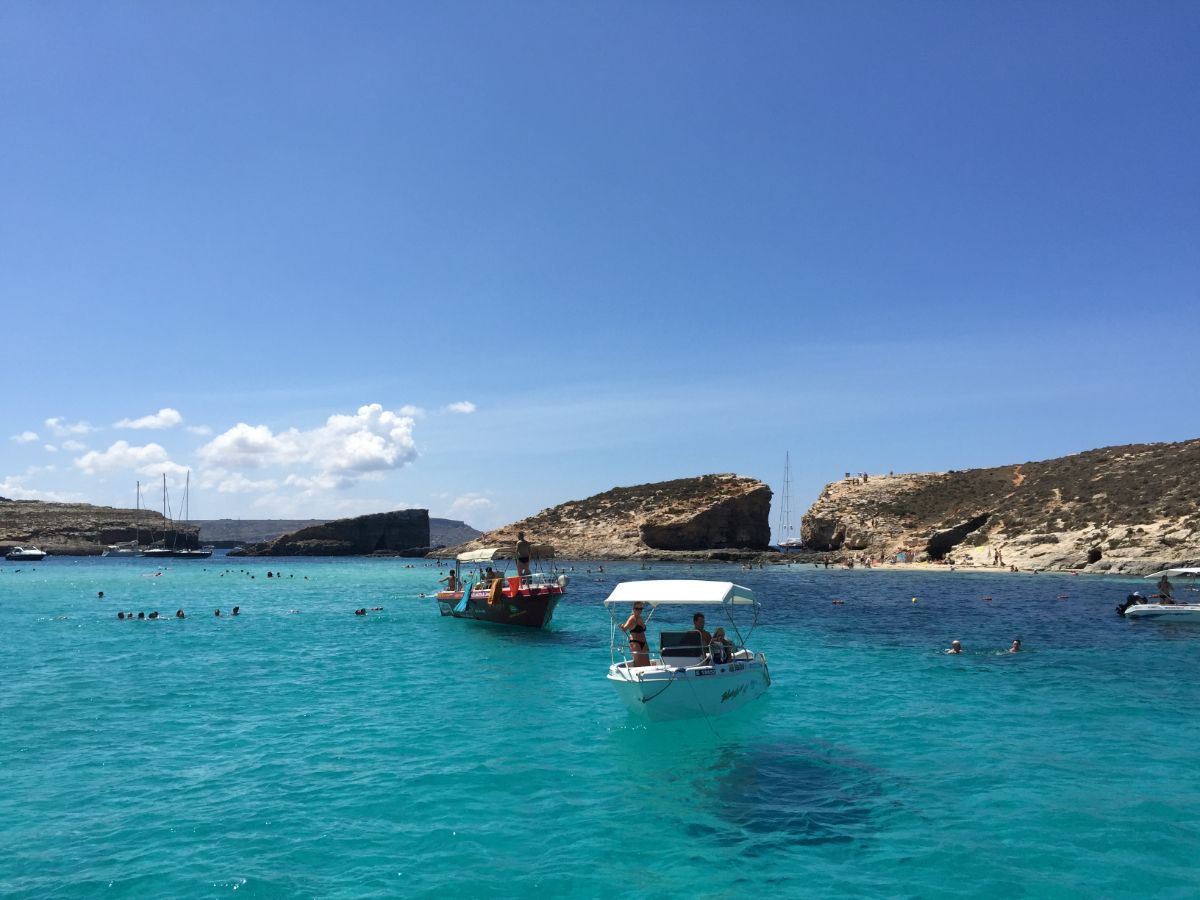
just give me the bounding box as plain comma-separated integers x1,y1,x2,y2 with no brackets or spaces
1124,603,1200,622
436,587,563,628
608,656,771,722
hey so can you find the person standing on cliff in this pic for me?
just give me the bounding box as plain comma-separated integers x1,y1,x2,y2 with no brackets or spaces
515,531,532,578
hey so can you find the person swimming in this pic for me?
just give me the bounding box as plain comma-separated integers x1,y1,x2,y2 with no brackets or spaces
946,640,962,654
1008,639,1022,653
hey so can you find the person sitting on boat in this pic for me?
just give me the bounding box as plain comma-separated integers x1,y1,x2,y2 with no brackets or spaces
515,532,532,578
484,566,499,585
687,612,712,651
709,627,734,664
440,571,458,592
620,602,651,667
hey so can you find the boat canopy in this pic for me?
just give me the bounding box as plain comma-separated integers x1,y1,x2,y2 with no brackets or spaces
1144,567,1200,578
603,580,757,607
456,544,556,563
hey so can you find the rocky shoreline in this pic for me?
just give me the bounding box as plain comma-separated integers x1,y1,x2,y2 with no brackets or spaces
799,439,1200,576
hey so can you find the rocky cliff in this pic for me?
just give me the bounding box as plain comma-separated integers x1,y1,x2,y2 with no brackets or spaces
0,498,198,555
445,474,772,559
229,509,430,556
190,516,477,546
800,440,1200,574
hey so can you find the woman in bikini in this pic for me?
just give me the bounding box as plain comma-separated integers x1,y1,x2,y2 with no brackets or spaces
620,602,651,667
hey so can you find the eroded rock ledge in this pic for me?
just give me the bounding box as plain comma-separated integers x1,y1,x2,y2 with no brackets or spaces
800,439,1200,574
443,474,772,560
0,499,196,555
230,510,430,556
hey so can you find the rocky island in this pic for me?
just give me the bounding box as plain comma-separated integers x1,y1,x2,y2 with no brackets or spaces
0,497,198,555
444,474,772,560
229,509,431,556
801,439,1200,574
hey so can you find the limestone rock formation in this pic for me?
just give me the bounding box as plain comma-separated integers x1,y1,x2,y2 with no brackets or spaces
0,499,196,556
444,474,771,560
800,440,1200,574
191,516,479,547
230,510,430,556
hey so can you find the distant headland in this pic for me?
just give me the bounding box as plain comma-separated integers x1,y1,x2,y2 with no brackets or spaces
802,439,1200,575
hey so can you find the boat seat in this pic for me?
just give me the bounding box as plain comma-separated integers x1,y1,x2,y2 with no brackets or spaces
660,630,707,668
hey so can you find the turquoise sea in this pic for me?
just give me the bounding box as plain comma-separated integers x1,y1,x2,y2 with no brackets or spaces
2,556,1198,898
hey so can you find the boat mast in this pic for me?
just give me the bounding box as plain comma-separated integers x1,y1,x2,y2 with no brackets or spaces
135,480,140,545
777,451,794,547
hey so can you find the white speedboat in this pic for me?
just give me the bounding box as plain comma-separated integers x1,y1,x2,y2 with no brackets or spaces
5,546,47,561
1123,604,1200,622
604,580,770,722
103,541,142,557
1123,567,1200,622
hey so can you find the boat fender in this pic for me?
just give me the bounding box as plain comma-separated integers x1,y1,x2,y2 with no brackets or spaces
557,574,569,589
487,579,503,605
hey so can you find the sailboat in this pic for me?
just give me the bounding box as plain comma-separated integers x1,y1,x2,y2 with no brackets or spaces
141,474,176,558
776,451,803,551
103,481,145,556
142,472,213,558
173,470,213,558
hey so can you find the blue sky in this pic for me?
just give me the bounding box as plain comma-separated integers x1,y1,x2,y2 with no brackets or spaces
2,2,1197,532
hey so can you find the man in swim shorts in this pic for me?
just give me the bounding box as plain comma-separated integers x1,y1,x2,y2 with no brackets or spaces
515,531,531,578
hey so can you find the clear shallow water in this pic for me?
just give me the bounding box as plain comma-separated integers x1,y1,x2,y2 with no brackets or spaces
2,556,1198,898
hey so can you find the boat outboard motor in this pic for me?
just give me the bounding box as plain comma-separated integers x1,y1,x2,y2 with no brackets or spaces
1116,592,1142,617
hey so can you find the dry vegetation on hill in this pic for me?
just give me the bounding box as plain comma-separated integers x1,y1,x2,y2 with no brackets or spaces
802,440,1200,573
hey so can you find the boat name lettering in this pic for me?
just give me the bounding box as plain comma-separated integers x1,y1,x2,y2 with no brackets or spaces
720,684,748,704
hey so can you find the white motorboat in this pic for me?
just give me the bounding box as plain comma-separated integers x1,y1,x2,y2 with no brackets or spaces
604,580,771,722
5,546,47,561
1123,604,1200,622
103,541,141,557
104,481,145,556
1121,567,1200,622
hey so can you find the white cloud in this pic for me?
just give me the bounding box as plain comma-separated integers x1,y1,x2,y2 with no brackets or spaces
61,440,86,452
445,401,476,414
45,417,95,436
398,405,425,417
249,492,403,518
44,444,58,453
114,408,183,430
73,440,187,479
11,431,39,443
0,475,79,502
449,492,494,515
215,472,278,494
186,425,212,436
197,403,417,483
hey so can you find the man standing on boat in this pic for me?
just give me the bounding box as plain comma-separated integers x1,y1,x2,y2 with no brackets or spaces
515,531,532,578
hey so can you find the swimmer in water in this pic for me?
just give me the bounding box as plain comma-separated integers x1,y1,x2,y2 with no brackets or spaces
946,640,962,654
1008,639,1022,653
232,606,240,616
176,609,186,619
